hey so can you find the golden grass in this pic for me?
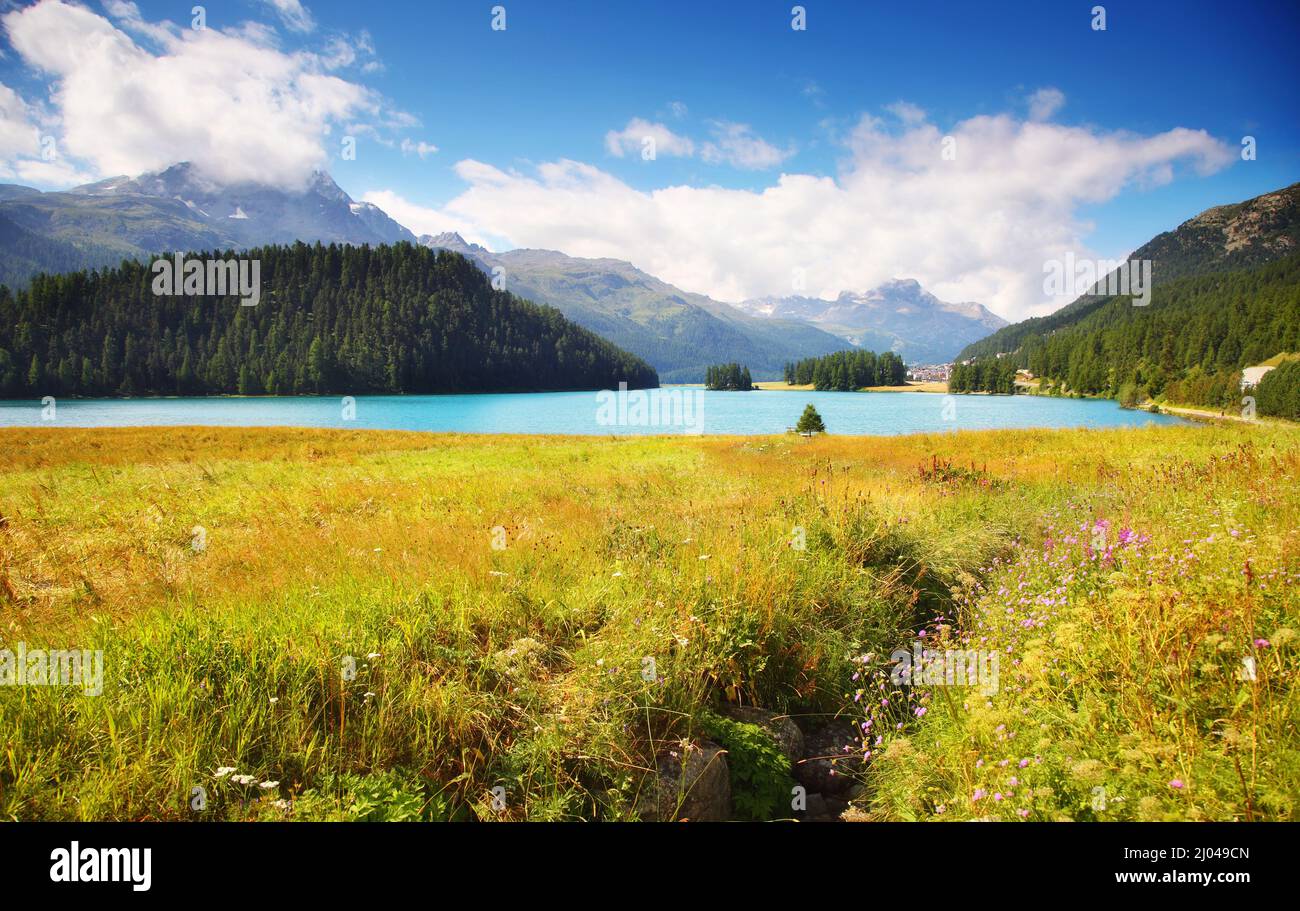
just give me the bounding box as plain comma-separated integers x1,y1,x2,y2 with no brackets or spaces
0,423,1296,820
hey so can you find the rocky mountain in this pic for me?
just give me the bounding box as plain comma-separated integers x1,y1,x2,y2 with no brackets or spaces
0,163,416,282
959,181,1300,362
420,233,850,382
0,162,1010,382
737,279,1008,365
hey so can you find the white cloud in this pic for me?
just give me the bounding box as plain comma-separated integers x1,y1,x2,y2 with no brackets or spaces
605,117,792,170
0,80,95,184
258,0,315,34
1027,87,1066,121
0,82,40,160
359,189,494,247
320,30,381,72
667,100,688,119
885,101,926,126
400,138,439,159
700,121,794,170
372,106,1234,321
1,0,396,189
321,35,357,69
604,118,695,159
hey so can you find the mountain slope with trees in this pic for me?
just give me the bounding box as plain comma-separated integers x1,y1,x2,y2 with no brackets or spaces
953,253,1300,411
958,183,1300,364
0,243,658,397
952,183,1300,415
421,233,849,383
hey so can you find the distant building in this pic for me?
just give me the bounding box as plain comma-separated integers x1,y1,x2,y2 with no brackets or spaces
1241,365,1275,390
907,363,952,383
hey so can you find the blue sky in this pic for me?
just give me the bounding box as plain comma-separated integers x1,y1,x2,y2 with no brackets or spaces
303,0,1295,253
1,0,1298,317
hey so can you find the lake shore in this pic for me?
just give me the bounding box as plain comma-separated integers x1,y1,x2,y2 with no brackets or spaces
1147,401,1293,427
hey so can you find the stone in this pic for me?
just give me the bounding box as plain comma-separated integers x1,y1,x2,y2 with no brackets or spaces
641,740,731,822
794,720,865,798
801,792,830,820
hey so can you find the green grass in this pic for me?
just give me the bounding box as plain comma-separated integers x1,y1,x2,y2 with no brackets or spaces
0,424,1296,820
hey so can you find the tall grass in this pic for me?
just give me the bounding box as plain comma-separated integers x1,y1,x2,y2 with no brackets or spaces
0,425,1295,820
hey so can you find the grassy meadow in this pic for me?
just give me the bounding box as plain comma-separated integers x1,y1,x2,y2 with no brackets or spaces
0,423,1296,821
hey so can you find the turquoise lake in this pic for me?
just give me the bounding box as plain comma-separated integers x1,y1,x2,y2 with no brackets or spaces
0,389,1190,435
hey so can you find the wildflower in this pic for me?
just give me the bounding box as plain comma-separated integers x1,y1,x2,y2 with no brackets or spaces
231,774,256,786
269,697,279,704
1168,779,1185,790
259,780,279,790
973,789,987,802
1017,808,1029,818
274,799,291,811
214,767,237,779
1254,638,1270,649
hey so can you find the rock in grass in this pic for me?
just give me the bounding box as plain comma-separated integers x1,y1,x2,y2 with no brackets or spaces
794,721,864,798
641,741,731,822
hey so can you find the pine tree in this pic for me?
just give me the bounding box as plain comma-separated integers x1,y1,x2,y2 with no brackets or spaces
794,403,826,434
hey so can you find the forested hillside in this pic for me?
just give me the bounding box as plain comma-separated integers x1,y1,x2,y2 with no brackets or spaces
0,243,658,397
958,182,1300,364
0,212,110,291
1013,254,1300,409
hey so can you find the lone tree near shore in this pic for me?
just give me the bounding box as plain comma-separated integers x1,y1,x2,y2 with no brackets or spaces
794,403,826,435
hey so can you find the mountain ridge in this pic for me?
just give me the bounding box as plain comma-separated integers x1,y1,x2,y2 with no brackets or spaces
420,233,853,382
0,166,1008,381
0,163,415,276
738,278,1008,364
958,182,1300,363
